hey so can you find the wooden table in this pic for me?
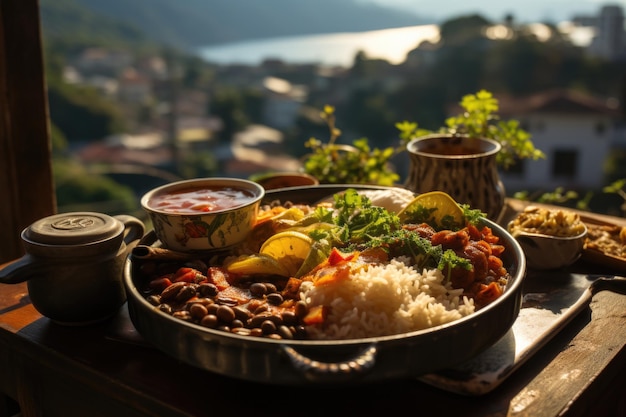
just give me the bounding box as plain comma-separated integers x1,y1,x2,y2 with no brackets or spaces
1,200,625,417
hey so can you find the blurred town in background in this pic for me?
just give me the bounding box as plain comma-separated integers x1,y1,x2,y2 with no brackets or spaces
41,1,626,217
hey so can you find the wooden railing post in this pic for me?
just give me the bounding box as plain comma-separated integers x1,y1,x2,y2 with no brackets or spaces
0,0,55,263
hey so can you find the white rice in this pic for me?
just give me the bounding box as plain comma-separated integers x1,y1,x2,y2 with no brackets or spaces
300,257,475,340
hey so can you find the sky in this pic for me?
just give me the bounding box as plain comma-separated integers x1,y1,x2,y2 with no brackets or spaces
358,0,624,23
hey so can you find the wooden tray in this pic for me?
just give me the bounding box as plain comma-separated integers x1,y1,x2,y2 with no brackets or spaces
418,272,625,395
580,215,626,272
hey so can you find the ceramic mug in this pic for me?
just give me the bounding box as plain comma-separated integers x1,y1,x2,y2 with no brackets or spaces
405,134,506,221
0,212,145,325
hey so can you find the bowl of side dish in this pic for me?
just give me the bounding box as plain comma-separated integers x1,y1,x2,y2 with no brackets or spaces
580,216,626,271
140,177,265,252
508,205,587,270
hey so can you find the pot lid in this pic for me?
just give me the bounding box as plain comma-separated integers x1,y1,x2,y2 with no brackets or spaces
24,212,123,246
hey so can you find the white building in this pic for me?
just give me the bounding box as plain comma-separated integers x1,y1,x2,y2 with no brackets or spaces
72,47,133,75
117,67,153,103
261,76,308,129
498,90,622,192
583,4,626,61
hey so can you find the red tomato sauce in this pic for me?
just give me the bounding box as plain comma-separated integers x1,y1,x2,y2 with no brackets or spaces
149,186,256,214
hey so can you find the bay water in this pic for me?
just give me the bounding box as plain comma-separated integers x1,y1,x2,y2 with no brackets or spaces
196,25,440,67
196,23,593,68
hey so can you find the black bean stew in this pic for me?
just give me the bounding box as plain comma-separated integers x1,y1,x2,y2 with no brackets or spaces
135,257,310,340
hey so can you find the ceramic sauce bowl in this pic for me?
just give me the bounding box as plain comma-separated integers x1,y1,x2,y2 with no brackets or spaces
251,171,319,190
141,177,265,252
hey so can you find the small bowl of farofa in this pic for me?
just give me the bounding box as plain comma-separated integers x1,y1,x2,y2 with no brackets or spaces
508,206,588,270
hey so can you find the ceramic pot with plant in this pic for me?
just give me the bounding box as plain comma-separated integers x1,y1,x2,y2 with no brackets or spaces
398,90,545,221
405,134,505,221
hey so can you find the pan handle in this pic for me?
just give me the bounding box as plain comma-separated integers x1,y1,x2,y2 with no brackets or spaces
589,276,626,295
281,344,377,382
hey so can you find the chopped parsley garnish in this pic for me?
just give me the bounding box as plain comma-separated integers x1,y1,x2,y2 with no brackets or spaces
460,204,486,226
331,188,400,243
295,189,475,276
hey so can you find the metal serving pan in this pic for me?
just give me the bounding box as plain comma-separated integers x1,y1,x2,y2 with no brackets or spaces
123,185,526,384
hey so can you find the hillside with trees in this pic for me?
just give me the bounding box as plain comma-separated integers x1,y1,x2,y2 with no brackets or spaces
41,0,430,50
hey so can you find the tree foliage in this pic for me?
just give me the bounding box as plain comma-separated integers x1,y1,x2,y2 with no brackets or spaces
48,84,127,141
53,160,138,215
303,106,404,185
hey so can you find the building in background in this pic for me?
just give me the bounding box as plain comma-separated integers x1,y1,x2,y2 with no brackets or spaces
499,90,622,192
576,4,626,61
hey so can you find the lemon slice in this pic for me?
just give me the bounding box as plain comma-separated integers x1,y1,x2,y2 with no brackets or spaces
295,240,331,277
260,231,314,277
270,206,307,223
225,254,290,277
398,191,464,228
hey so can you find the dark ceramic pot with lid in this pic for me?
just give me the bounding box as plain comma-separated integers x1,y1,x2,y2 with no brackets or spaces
0,212,145,325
